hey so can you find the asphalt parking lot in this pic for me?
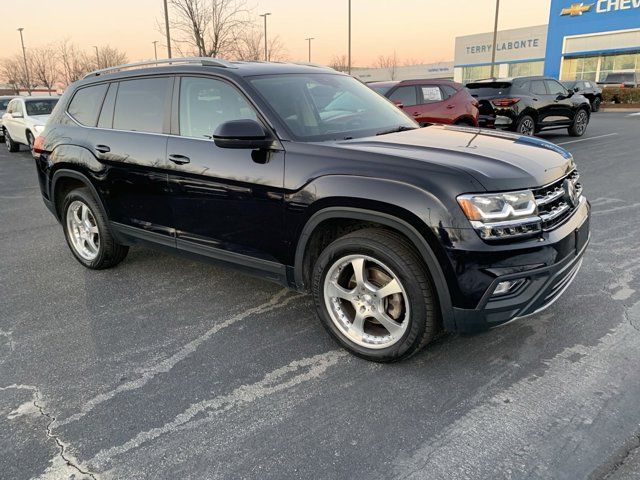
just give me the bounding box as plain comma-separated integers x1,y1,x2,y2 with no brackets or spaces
1,112,640,480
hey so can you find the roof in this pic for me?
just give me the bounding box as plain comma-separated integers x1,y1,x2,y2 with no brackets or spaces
368,78,462,88
468,75,552,84
81,58,338,82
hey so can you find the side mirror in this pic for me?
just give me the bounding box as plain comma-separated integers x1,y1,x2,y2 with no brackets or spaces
393,101,404,109
11,111,23,118
213,119,273,150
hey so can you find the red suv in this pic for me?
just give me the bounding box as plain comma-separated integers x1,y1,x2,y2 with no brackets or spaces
369,79,479,127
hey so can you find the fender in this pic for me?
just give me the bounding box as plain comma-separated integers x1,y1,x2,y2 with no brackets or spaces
293,206,455,330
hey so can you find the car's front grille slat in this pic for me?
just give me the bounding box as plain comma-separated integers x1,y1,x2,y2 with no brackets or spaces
533,169,582,231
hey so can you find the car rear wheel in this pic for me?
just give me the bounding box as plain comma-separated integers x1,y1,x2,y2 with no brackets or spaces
4,129,19,152
568,108,589,137
591,97,601,112
26,131,34,150
515,115,536,136
312,228,439,362
62,187,128,269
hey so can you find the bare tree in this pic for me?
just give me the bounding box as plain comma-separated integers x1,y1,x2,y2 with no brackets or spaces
96,45,128,69
167,0,251,57
57,40,93,85
0,55,34,93
232,29,287,61
29,46,58,95
329,54,349,72
0,57,23,94
377,51,399,80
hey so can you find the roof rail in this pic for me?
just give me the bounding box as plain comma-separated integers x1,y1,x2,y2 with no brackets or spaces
289,61,334,70
83,57,236,79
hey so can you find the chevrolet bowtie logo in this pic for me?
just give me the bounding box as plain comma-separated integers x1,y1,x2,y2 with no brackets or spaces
560,2,593,15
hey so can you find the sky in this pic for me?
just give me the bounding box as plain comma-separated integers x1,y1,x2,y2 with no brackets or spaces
0,0,551,66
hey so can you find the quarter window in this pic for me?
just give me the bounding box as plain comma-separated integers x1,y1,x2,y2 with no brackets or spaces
68,84,108,127
388,86,417,107
179,77,258,139
112,77,171,134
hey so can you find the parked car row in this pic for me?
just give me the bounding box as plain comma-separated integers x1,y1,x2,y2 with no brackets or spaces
366,75,592,138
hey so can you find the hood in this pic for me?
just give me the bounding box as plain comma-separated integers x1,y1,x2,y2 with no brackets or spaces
28,114,50,124
334,125,575,191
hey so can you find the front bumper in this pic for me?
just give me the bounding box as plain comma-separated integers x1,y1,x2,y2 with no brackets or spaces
447,198,590,333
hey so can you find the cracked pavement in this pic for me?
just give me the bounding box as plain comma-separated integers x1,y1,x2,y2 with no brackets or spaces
1,112,639,479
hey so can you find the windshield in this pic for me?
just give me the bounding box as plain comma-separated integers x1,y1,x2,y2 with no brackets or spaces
25,98,58,116
248,73,416,141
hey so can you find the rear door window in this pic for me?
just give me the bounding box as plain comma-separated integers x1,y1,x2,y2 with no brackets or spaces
67,83,109,127
531,80,548,95
388,86,418,106
113,77,172,133
419,85,443,103
441,85,458,99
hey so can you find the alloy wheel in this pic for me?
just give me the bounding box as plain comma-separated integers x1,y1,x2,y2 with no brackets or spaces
574,111,588,135
66,200,100,261
518,118,535,136
323,254,410,349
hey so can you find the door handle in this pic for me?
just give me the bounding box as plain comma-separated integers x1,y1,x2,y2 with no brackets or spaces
412,112,420,116
95,144,110,154
446,105,455,109
169,154,191,165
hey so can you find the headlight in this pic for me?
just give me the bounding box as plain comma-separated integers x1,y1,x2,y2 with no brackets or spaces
457,190,541,240
33,125,45,134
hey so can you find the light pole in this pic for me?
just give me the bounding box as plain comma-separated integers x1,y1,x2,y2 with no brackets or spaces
490,0,500,78
348,0,351,74
259,12,271,61
305,37,314,62
152,41,159,60
17,28,31,95
93,45,99,68
163,0,172,58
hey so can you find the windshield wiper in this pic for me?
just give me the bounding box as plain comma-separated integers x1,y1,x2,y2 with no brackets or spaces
375,125,418,136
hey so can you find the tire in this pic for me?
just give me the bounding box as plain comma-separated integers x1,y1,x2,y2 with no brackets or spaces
515,114,536,136
4,129,19,152
568,108,589,137
312,228,439,362
26,131,34,150
61,187,128,269
454,118,476,127
591,97,601,112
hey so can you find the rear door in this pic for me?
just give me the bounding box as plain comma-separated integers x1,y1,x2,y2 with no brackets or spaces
5,99,26,144
86,76,175,245
166,75,286,273
413,84,450,124
529,79,554,124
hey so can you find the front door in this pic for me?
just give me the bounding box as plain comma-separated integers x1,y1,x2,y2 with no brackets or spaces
166,76,285,273
545,79,574,125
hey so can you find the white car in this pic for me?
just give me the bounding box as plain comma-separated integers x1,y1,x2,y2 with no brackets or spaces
2,96,58,152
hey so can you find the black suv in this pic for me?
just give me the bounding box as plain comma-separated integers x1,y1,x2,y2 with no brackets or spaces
562,80,602,112
34,59,590,362
467,76,591,137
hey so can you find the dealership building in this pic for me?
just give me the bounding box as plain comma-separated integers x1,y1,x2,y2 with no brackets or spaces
454,0,640,83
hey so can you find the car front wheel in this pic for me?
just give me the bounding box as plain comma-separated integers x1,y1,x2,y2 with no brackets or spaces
568,109,589,137
62,187,129,269
591,97,601,112
26,131,34,150
312,228,439,362
4,129,19,152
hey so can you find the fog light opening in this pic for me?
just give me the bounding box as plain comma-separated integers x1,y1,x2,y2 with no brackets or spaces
493,278,526,296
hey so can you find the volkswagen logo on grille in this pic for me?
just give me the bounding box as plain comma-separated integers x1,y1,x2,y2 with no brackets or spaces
563,179,578,207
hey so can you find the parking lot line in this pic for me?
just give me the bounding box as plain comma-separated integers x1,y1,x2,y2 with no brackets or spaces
556,133,619,146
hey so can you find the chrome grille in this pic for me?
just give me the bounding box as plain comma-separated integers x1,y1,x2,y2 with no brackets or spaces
533,170,582,230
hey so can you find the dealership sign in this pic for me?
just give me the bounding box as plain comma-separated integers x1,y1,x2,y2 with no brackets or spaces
454,25,547,66
561,0,640,15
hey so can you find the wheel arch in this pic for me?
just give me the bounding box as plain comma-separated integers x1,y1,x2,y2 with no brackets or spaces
51,168,108,221
293,206,455,329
